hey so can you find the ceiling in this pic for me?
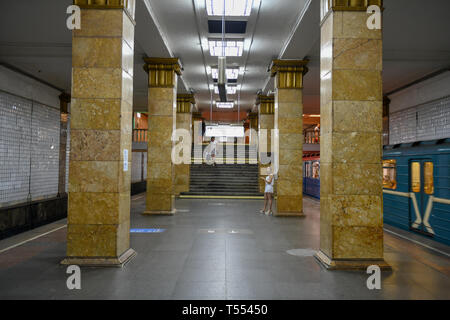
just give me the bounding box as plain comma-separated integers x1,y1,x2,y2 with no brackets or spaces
1,0,449,118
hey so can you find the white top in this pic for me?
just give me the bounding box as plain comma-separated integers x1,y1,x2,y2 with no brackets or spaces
265,174,274,193
209,141,217,155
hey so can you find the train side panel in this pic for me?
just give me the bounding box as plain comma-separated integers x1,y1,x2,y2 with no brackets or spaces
430,152,450,244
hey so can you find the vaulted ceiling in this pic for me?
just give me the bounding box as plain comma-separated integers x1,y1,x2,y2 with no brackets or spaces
1,0,449,118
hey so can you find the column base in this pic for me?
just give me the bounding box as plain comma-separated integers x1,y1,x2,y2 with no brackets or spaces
275,211,304,217
143,209,176,215
314,250,392,271
60,248,137,268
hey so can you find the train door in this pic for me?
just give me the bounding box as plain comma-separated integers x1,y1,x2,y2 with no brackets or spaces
409,159,434,235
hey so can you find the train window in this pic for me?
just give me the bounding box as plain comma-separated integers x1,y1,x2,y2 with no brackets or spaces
382,159,397,189
424,162,434,194
411,162,421,193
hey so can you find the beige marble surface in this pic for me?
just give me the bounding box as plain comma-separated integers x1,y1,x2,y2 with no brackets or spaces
145,75,178,214
67,8,134,260
319,10,385,266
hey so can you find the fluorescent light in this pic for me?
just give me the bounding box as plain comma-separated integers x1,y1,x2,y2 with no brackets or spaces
212,68,239,80
214,85,237,94
216,102,235,109
209,39,244,57
137,112,141,118
206,0,253,16
201,39,209,50
303,114,321,118
206,66,212,74
239,66,245,75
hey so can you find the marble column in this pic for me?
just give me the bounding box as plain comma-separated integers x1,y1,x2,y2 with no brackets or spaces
143,58,181,215
315,0,390,270
271,60,308,216
63,0,136,266
257,95,274,193
58,93,70,196
174,94,194,195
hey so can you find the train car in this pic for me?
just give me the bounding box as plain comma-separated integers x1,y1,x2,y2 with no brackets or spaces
303,152,320,199
383,138,450,245
302,139,450,246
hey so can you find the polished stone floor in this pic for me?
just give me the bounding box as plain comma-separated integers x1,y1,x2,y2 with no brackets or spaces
0,194,449,300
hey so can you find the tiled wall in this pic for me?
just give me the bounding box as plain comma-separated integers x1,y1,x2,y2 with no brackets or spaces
0,91,60,207
30,102,60,199
131,151,147,183
389,95,450,144
0,93,32,205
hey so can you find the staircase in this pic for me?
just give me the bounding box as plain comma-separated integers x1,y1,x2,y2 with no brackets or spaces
180,143,263,198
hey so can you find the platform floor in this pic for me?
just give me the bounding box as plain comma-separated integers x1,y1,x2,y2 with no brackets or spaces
0,195,449,300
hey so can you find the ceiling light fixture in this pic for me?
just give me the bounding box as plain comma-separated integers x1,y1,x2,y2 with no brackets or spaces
206,0,253,16
214,85,237,94
209,39,244,57
304,114,321,118
211,68,239,80
216,102,235,109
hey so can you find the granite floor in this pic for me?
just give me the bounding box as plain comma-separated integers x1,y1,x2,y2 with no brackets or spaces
0,194,449,300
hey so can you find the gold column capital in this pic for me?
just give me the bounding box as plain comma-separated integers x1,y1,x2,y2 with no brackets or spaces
270,59,309,89
143,57,182,88
192,112,204,121
176,93,195,113
321,0,383,20
74,0,136,19
247,112,258,120
256,94,275,114
328,0,383,11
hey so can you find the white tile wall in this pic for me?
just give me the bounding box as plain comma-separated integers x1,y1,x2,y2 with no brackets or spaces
30,102,60,199
131,151,148,183
389,96,450,145
131,151,143,183
0,91,60,206
0,92,32,205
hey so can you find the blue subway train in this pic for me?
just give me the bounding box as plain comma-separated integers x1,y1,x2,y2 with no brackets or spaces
302,139,450,246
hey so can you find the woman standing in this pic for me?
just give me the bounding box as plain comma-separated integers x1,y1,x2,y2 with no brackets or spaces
260,166,274,215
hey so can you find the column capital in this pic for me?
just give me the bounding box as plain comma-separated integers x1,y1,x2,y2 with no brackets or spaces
143,57,182,88
322,0,383,12
247,112,258,120
192,112,204,120
321,0,383,20
74,0,136,19
270,59,309,89
176,93,195,113
256,94,275,114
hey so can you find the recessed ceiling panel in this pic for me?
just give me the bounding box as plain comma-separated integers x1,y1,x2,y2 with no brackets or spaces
208,20,247,34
